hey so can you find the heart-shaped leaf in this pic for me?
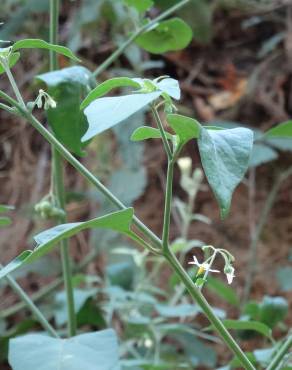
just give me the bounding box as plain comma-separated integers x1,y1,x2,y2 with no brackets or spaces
0,208,133,280
37,66,95,156
9,329,120,370
198,127,253,218
12,39,80,61
136,18,193,54
82,91,161,141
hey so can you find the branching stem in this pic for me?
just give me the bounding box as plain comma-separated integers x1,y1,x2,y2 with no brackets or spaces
93,0,190,77
49,0,76,337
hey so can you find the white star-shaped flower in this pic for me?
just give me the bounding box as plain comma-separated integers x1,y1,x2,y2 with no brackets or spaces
188,256,220,276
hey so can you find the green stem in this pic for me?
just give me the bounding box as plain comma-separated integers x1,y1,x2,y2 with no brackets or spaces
266,334,292,370
3,61,25,107
0,94,162,250
49,0,59,70
0,89,255,367
200,251,217,290
0,102,17,114
92,0,190,77
0,277,63,319
3,268,59,338
164,249,256,370
162,160,175,251
49,0,76,337
151,106,172,160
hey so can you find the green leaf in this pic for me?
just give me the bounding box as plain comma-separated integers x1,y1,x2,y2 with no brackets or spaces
12,39,80,61
0,208,133,280
216,320,272,339
124,0,153,13
266,138,292,152
265,120,292,138
131,126,172,141
8,329,120,370
178,0,213,44
198,127,253,218
155,303,199,318
277,266,292,291
0,217,12,227
207,276,239,306
0,205,14,213
259,296,288,328
249,143,278,168
82,91,161,141
135,18,193,54
0,51,20,75
155,78,181,100
37,66,95,156
253,348,274,367
80,77,141,110
54,289,97,327
167,114,200,144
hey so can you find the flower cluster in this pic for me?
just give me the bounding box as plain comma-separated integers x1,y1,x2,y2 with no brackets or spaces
188,245,235,287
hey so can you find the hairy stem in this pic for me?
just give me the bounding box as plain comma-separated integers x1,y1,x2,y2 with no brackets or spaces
2,267,59,338
49,0,76,337
0,277,63,319
151,106,172,160
92,0,190,77
266,334,292,370
162,160,175,251
0,89,255,368
164,249,256,370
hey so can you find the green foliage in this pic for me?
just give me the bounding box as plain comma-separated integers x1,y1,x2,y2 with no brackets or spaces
12,39,80,61
54,289,97,327
178,0,213,44
207,277,240,307
0,209,134,280
249,143,278,167
277,266,292,291
0,50,20,74
8,329,120,370
80,77,141,110
131,126,173,141
37,66,95,155
265,120,292,138
244,296,288,329
124,0,153,13
135,18,193,54
167,114,200,145
198,127,254,218
212,319,273,339
82,76,182,141
82,91,161,141
0,204,14,227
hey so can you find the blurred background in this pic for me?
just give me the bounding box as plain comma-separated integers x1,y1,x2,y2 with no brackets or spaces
0,0,292,369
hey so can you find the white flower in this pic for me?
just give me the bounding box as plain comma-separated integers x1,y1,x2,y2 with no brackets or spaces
224,265,235,284
178,157,192,176
188,256,220,276
35,89,57,110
